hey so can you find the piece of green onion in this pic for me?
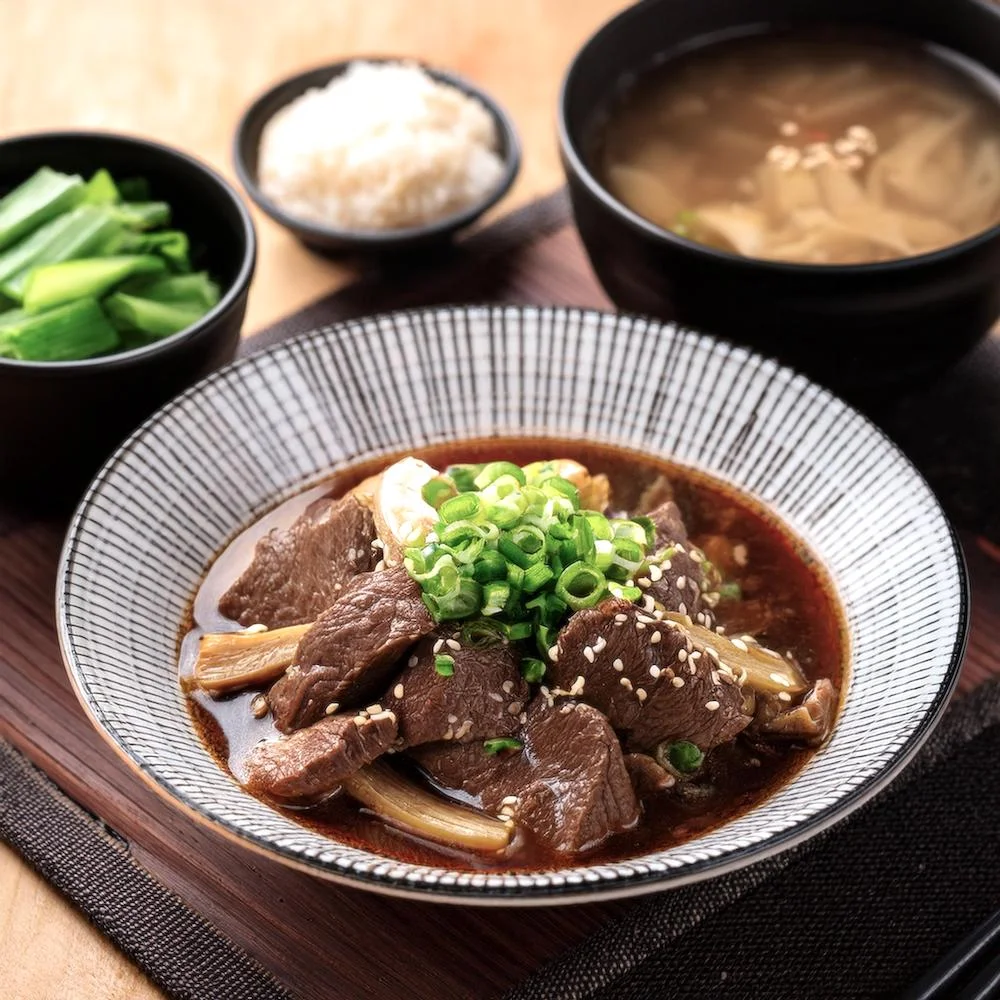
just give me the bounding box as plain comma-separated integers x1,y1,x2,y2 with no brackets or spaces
482,581,511,616
483,737,522,755
434,654,455,677
0,298,118,362
472,549,508,583
439,492,484,524
103,293,204,338
83,169,121,206
521,657,546,683
522,562,554,594
22,254,165,314
718,581,742,601
445,463,483,493
0,168,86,252
505,621,533,642
459,619,507,647
422,476,458,510
555,562,606,611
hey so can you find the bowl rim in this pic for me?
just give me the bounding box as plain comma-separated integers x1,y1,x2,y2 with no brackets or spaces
0,129,257,374
557,0,1000,276
232,56,522,246
56,303,970,905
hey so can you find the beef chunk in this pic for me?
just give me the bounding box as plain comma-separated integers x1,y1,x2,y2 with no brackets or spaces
551,598,751,752
413,699,638,853
754,679,839,747
269,567,434,732
243,708,396,801
644,500,713,621
624,752,676,797
219,494,378,628
382,635,527,747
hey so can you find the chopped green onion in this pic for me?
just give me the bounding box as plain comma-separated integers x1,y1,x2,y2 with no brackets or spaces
434,654,455,677
445,463,483,493
472,549,508,583
483,737,522,755
522,562,555,594
505,621,533,641
459,619,507,647
116,229,191,271
110,201,171,231
422,476,458,510
555,562,606,611
521,657,546,683
718,581,742,601
666,740,704,774
482,581,511,616
608,581,642,602
0,168,85,252
439,492,483,524
120,271,219,309
474,461,526,490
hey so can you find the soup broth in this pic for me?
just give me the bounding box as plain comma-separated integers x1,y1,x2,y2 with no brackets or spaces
183,439,847,872
594,32,1000,264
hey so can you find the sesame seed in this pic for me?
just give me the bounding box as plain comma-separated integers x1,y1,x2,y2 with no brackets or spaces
731,638,749,652
614,613,628,624
678,649,688,662
251,695,270,718
620,677,633,691
443,726,454,740
353,714,368,725
366,703,383,714
373,560,386,572
636,622,646,631
446,638,461,651
637,613,656,624
672,676,685,688
488,692,504,702
501,795,518,806
650,630,661,644
716,625,726,635
243,623,268,634
689,663,698,675
593,636,607,654
665,667,675,678
778,691,792,702
642,596,656,612
569,676,586,696
502,680,514,694
519,711,527,724
661,559,672,570
770,672,792,687
649,665,661,679
455,720,473,740
583,645,595,663
649,564,663,582
433,639,444,654
690,650,702,661
676,575,687,589
636,687,647,702
447,714,458,724
371,538,385,549
548,645,560,661
508,701,523,715
560,703,573,714
705,700,720,711
678,602,687,616
706,647,720,662
408,655,418,668
638,577,651,589
613,658,625,672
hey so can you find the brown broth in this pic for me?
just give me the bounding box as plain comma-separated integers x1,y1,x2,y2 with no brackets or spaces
181,439,847,871
593,31,1000,264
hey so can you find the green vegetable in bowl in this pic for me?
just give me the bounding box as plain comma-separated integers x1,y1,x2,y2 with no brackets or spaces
0,167,221,362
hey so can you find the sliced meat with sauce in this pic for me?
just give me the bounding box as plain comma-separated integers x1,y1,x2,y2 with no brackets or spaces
382,635,527,747
269,567,435,732
414,699,639,854
644,500,714,621
219,493,378,628
551,597,751,752
753,678,839,747
243,708,397,801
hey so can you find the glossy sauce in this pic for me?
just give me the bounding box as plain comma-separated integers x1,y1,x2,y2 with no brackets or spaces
182,439,847,871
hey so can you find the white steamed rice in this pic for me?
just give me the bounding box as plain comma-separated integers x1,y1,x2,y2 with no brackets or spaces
258,61,506,231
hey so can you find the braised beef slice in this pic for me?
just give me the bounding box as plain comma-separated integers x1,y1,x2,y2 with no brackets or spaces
269,567,434,732
219,494,378,628
243,709,396,801
624,752,676,797
551,597,751,752
382,635,527,748
413,699,639,854
753,678,839,747
645,500,710,620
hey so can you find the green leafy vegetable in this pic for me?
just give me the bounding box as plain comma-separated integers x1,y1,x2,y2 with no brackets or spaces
0,298,118,361
22,254,165,313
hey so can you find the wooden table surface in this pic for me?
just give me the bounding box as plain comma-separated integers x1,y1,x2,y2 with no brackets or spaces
0,2,627,996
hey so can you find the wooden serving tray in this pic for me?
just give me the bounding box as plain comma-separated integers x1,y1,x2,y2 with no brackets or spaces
2,192,998,1000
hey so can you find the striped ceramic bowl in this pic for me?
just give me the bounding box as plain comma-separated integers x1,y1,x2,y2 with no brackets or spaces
57,306,968,903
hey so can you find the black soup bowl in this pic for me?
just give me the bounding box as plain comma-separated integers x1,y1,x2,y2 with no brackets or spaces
559,0,1000,399
0,132,256,511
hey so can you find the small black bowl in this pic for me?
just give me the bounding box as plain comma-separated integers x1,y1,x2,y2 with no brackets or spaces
559,0,1000,399
0,131,256,511
233,58,521,255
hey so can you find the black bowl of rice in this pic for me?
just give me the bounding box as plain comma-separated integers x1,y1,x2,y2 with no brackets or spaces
234,58,521,254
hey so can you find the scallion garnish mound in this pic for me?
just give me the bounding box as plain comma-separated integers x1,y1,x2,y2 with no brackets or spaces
403,460,657,663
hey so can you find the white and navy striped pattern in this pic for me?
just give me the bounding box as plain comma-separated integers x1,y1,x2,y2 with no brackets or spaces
57,306,967,903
